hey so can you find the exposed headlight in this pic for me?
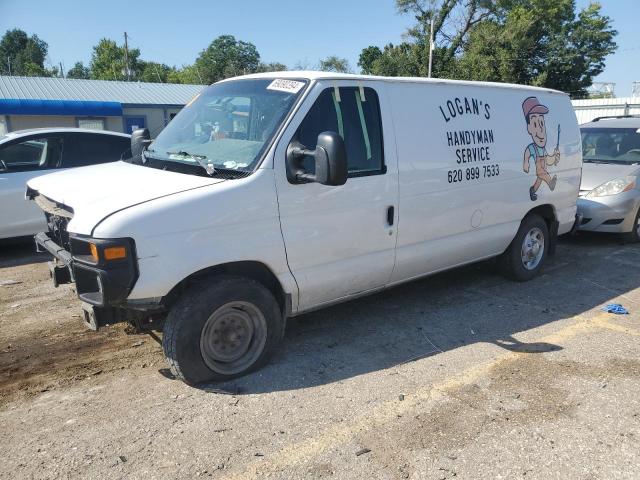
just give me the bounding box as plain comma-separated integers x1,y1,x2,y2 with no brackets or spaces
70,236,133,265
587,176,636,197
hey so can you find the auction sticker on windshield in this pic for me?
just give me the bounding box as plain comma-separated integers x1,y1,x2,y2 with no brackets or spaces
267,79,305,94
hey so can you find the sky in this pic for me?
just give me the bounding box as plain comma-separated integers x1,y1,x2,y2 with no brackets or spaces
1,0,638,96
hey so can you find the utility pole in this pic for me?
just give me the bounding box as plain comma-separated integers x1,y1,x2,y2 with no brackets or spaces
59,61,65,78
428,16,435,78
154,64,162,83
7,57,11,76
123,31,131,80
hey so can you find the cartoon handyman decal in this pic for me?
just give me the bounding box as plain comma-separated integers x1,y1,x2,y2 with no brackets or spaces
522,96,560,201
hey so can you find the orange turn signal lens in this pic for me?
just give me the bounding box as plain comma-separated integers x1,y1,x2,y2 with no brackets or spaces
103,246,127,261
89,243,99,262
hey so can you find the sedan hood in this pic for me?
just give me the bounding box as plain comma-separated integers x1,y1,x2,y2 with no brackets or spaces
27,161,223,235
580,162,640,191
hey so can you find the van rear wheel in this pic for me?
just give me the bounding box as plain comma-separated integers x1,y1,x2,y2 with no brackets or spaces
162,275,284,385
500,214,549,282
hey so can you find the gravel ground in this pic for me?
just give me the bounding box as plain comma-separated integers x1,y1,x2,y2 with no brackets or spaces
1,234,639,479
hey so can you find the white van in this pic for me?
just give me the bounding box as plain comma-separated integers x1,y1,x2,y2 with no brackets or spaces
27,72,581,384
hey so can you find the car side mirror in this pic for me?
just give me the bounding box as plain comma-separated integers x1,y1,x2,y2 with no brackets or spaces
0,159,7,172
286,131,348,186
130,128,152,163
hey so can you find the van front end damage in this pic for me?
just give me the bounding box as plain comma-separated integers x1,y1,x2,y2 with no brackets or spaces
42,235,139,305
30,190,161,331
35,229,146,329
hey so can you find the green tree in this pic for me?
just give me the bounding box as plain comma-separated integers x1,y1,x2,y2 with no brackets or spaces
318,55,352,73
89,38,142,81
194,35,260,84
293,59,313,70
361,0,616,97
256,62,288,72
138,61,177,83
395,0,492,74
166,65,204,84
358,43,425,76
454,1,617,97
0,29,50,76
358,46,383,74
66,61,91,79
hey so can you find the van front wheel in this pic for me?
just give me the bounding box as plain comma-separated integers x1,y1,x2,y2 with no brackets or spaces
162,275,284,385
500,214,549,282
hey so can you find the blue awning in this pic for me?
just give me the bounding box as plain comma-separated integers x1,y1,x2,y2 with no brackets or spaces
0,99,123,116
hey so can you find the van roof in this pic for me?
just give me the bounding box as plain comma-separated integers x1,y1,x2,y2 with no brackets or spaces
223,70,568,96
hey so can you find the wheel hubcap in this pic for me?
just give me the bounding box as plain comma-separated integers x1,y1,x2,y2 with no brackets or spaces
200,301,267,375
521,227,545,270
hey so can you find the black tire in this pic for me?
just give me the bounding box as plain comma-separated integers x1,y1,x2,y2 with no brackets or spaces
622,207,640,243
162,275,284,385
500,214,549,282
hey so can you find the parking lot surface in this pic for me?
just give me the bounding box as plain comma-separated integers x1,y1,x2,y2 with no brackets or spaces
1,234,639,479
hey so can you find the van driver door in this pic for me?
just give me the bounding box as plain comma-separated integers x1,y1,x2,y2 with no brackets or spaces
274,81,399,312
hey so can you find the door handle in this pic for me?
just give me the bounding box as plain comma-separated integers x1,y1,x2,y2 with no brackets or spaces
387,206,394,226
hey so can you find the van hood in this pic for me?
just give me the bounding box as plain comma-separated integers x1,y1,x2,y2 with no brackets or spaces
27,161,223,235
580,162,640,191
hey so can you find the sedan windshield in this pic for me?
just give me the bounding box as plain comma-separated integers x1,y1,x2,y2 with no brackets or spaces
148,78,307,174
581,127,640,164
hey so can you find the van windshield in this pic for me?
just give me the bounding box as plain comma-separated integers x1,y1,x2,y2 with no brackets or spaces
148,78,307,174
581,127,640,164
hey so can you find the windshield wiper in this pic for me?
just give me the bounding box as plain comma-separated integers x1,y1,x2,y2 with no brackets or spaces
166,150,215,176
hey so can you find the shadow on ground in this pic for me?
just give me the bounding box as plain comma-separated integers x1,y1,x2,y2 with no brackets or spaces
196,232,640,394
1,231,637,397
0,238,47,268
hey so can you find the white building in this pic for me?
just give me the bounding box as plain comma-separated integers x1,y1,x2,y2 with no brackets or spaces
0,76,205,137
572,97,640,124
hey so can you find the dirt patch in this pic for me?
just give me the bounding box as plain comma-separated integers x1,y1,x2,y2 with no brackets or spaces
306,462,337,478
361,353,640,479
0,254,163,408
0,323,163,407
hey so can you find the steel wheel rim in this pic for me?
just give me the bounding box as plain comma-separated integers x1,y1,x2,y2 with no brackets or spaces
521,227,545,270
200,301,267,375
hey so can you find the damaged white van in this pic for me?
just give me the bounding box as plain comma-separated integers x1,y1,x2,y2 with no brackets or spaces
27,72,582,385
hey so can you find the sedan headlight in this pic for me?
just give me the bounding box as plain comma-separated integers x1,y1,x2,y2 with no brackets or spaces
587,176,636,197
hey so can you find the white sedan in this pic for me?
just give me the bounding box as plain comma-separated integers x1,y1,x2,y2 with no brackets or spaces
0,128,130,240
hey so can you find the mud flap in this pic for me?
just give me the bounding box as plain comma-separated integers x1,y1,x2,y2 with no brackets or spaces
570,213,583,235
81,302,117,331
48,261,72,287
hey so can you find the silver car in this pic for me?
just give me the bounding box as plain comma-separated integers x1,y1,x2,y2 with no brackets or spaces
578,116,640,241
0,128,130,240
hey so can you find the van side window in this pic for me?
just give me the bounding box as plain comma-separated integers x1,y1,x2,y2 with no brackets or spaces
0,136,63,173
296,87,385,177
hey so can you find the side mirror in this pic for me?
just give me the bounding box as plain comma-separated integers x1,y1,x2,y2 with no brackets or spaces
0,159,7,172
286,131,348,186
130,128,151,163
